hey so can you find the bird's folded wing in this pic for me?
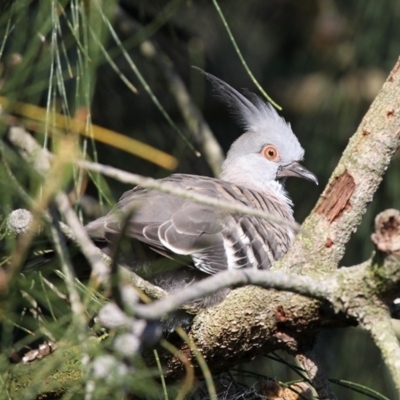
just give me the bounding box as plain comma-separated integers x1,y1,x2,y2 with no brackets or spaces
86,174,292,274
96,176,231,274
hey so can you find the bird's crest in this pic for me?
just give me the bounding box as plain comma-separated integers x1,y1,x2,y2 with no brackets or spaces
193,67,305,164
193,67,287,133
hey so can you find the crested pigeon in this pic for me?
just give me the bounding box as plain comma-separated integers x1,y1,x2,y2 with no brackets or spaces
85,70,317,330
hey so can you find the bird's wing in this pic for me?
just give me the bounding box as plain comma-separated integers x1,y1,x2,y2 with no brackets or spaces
91,175,229,274
85,174,293,274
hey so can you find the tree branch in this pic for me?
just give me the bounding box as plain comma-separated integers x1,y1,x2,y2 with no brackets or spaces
133,269,330,320
54,192,110,284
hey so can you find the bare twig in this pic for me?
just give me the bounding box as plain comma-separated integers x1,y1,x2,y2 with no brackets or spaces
6,126,53,174
118,265,168,301
54,192,110,284
133,269,329,320
76,159,300,232
159,225,400,380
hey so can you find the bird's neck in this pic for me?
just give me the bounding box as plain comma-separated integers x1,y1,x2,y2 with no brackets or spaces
220,171,294,218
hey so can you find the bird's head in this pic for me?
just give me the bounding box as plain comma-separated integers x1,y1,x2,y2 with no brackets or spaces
196,68,318,190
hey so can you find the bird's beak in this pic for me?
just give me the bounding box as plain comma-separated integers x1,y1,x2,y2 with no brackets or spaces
277,161,318,185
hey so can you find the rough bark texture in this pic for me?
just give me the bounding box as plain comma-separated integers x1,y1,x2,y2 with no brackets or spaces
315,171,355,223
161,252,400,381
165,290,332,378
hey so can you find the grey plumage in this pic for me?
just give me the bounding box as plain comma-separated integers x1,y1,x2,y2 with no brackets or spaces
85,69,317,331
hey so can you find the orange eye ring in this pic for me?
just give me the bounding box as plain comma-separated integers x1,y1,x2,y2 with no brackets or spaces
262,145,280,162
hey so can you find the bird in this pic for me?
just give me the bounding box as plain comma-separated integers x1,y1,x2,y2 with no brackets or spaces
85,69,318,331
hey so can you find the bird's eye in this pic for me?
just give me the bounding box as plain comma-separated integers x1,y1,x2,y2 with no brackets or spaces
262,145,280,161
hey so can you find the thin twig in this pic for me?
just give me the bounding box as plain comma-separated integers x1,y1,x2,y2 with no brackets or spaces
133,269,330,320
76,159,300,232
54,192,110,283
